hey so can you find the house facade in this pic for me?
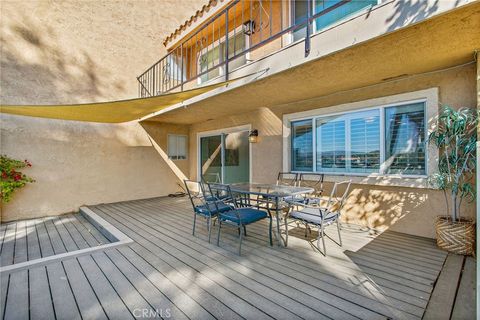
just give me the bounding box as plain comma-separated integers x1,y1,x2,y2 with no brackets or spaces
1,0,479,239
139,0,480,238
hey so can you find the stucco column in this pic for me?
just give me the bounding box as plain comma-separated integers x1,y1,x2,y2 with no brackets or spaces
476,51,479,312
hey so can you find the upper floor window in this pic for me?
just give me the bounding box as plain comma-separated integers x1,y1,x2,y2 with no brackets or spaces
291,101,426,176
168,134,187,160
292,0,378,42
198,29,248,84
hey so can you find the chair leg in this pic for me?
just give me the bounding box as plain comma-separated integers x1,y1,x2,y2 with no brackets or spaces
336,219,342,247
192,213,197,236
243,225,247,237
217,220,222,246
319,224,326,255
207,217,212,243
284,217,288,246
269,217,273,246
238,224,244,255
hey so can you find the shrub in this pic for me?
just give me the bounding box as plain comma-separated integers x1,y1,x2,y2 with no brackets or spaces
0,155,35,203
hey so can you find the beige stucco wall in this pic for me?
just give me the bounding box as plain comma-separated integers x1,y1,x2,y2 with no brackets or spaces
0,0,204,222
188,63,477,238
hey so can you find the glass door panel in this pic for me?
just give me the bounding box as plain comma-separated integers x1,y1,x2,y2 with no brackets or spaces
223,131,250,184
200,135,222,183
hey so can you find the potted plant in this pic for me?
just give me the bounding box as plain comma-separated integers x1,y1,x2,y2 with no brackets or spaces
428,106,477,255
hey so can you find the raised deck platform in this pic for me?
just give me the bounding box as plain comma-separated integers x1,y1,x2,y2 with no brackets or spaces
0,197,475,319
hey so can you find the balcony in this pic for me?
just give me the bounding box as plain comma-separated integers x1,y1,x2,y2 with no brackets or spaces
137,0,378,98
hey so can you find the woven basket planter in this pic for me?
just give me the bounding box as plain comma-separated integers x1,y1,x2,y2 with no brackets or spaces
435,216,475,255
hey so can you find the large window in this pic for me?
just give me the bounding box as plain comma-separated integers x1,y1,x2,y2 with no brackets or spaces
291,102,426,175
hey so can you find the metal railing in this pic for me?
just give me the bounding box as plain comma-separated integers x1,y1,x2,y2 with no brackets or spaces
137,0,352,98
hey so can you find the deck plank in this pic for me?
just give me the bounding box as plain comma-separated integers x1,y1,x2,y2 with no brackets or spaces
35,219,55,258
46,262,82,320
0,223,17,266
4,271,29,320
423,254,464,320
62,257,108,320
75,254,133,320
451,256,476,320
104,249,190,320
26,219,42,261
29,266,56,320
43,219,67,255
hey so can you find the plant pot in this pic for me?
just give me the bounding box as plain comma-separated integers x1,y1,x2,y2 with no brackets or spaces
435,215,475,255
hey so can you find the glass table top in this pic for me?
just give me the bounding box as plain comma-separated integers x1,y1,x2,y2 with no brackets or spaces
229,183,314,198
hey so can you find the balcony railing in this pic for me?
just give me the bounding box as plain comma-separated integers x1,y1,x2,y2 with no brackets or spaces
137,0,355,98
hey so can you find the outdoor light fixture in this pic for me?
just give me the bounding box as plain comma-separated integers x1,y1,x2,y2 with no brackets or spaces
243,20,255,35
248,129,258,143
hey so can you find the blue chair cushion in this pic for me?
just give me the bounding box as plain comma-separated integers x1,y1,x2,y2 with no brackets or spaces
219,207,268,225
195,202,233,216
290,209,339,225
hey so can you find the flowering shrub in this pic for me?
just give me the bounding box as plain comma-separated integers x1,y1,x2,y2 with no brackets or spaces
0,155,35,203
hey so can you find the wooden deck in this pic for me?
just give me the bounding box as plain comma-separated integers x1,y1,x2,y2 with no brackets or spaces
0,214,110,268
0,197,475,319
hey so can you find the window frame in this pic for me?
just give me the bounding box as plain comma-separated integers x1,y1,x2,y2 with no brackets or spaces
289,99,428,178
167,134,188,160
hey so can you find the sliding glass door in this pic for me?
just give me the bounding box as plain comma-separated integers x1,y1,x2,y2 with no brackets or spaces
199,130,250,184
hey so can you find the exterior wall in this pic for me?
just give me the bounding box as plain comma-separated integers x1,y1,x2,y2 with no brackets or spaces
0,1,204,222
188,63,477,238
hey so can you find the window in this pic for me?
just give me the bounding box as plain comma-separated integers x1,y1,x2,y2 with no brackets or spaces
168,135,187,160
292,0,377,42
290,101,426,176
384,103,426,175
198,31,247,84
291,120,313,171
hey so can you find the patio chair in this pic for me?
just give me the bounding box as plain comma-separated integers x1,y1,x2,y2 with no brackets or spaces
298,173,324,197
184,180,233,243
285,180,352,255
202,172,221,183
276,172,299,186
209,183,273,255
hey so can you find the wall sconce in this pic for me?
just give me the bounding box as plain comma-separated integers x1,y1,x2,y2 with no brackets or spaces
248,129,259,143
243,20,255,36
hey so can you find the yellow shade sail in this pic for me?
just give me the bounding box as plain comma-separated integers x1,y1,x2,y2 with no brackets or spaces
0,82,226,123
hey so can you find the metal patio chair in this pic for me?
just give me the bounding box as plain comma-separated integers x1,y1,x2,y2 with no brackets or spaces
276,172,299,186
209,183,273,255
184,180,233,243
298,173,324,197
285,180,352,255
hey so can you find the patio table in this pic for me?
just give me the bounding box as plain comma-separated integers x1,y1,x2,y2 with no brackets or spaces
229,183,314,246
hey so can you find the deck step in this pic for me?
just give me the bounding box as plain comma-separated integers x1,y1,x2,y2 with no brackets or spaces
423,253,464,320
451,256,476,319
